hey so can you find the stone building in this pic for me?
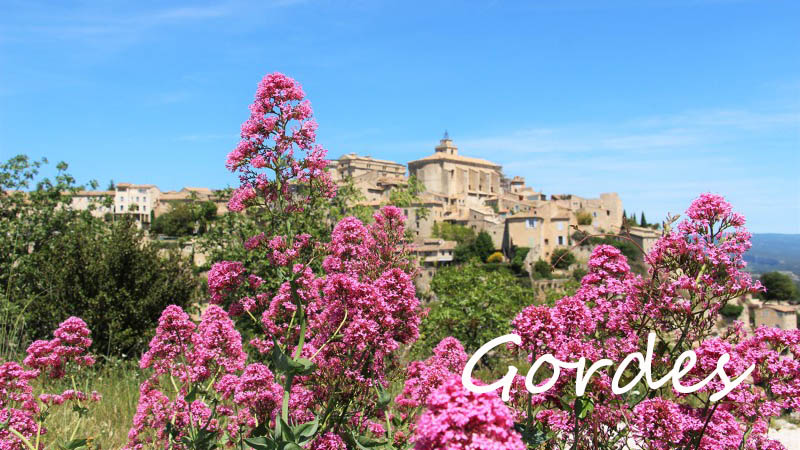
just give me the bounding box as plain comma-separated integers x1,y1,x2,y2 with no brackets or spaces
410,238,457,292
112,183,160,227
550,193,623,233
624,226,662,262
408,135,502,203
69,190,114,218
502,201,573,261
157,187,228,217
330,153,406,180
753,303,798,330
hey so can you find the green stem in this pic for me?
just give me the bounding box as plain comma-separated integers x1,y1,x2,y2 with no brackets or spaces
7,427,37,450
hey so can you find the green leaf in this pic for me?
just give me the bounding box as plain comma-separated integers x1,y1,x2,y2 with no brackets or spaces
514,422,552,446
244,437,274,450
279,417,295,442
279,444,303,450
375,384,391,409
184,385,199,403
287,357,316,376
71,404,89,418
575,397,594,419
349,431,388,449
59,439,88,450
292,417,319,443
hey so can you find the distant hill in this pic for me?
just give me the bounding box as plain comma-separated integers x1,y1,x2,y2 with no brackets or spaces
745,234,800,278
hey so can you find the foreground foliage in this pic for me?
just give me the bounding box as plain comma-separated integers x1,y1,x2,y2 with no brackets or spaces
0,156,198,359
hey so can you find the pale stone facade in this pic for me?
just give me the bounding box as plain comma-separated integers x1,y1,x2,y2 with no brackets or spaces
112,183,160,226
157,187,228,217
625,226,662,262
502,202,574,261
330,153,406,181
69,190,114,218
408,136,502,201
753,303,798,330
410,238,457,292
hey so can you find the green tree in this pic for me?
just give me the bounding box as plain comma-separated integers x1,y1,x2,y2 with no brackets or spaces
571,267,587,282
550,248,576,269
432,222,476,245
23,219,198,356
414,262,535,355
760,272,798,302
151,200,219,236
1,155,198,357
473,231,495,261
533,259,553,279
388,176,428,220
640,212,647,227
510,246,530,275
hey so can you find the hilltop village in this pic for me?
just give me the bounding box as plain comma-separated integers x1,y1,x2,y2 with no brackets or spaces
47,134,800,331
67,135,663,284
326,135,639,284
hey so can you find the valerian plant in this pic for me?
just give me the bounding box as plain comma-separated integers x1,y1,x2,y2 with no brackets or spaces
1,317,101,450
6,73,790,449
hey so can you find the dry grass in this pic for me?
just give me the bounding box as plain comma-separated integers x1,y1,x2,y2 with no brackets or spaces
32,359,143,449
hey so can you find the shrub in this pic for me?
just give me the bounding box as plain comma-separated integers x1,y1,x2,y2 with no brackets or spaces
0,156,198,358
571,267,587,282
550,248,576,269
510,246,530,274
486,251,504,263
533,259,553,279
416,263,534,355
720,303,744,318
16,218,198,357
760,271,798,302
576,210,593,225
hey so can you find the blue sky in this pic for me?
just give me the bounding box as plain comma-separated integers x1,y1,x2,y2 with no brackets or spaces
1,0,798,233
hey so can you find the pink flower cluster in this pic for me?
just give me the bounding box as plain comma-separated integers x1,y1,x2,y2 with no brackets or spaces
412,376,525,450
207,261,246,304
24,316,94,379
395,337,468,412
225,72,336,214
1,317,98,449
0,362,41,449
307,207,420,385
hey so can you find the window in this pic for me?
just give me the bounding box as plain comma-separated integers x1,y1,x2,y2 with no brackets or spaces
119,197,124,202
143,197,147,202
606,210,610,216
120,205,124,211
526,218,537,229
143,206,147,211
558,236,564,245
557,222,564,230
136,196,140,202
593,212,597,217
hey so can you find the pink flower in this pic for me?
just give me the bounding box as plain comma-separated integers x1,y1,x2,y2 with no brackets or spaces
139,305,196,377
23,316,94,379
396,337,468,411
207,261,246,304
188,305,247,382
412,376,525,450
234,363,282,418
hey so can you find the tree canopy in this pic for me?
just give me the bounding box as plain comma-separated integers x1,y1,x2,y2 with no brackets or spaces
760,271,798,302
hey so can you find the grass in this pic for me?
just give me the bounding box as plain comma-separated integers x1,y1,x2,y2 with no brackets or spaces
31,359,143,449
